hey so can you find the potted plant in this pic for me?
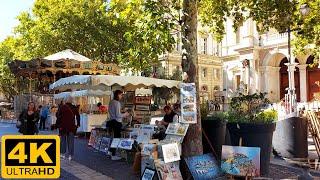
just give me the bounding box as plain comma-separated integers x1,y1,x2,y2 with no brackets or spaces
202,111,227,160
225,92,277,176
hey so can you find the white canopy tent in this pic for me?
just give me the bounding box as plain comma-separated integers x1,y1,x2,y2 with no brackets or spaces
49,75,180,91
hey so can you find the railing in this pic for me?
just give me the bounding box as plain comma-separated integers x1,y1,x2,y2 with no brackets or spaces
261,32,290,47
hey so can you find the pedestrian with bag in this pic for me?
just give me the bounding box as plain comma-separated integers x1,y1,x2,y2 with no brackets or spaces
107,90,129,160
56,97,80,161
17,102,40,135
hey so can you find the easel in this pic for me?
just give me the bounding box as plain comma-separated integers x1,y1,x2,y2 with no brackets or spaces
306,110,320,158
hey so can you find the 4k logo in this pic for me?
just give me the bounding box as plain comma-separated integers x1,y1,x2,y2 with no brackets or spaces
1,135,60,179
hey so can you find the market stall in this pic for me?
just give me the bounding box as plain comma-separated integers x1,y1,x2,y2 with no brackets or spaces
53,89,111,132
49,75,180,133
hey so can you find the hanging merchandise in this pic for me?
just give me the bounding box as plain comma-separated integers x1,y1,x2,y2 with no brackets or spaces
180,83,197,124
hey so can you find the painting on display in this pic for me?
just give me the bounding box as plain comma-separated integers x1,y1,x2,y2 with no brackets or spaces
136,131,151,144
88,129,97,146
93,136,102,150
165,135,184,143
141,168,156,180
221,145,260,177
185,153,223,179
110,138,121,148
155,160,183,180
129,131,139,140
142,144,157,156
135,96,152,105
99,137,112,153
180,83,197,124
118,139,134,150
135,104,150,111
165,123,189,136
162,143,180,163
124,91,135,105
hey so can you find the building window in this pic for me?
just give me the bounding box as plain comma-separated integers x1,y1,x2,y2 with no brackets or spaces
202,68,207,78
213,69,220,80
236,28,240,44
201,38,207,54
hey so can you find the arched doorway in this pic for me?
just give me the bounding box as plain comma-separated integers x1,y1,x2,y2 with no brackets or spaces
307,56,320,101
279,57,301,102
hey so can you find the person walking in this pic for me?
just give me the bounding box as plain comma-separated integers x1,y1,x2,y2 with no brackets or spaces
56,97,80,161
18,102,40,135
107,90,129,160
39,105,49,130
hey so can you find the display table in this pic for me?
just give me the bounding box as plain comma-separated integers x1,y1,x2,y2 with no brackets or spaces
78,114,108,132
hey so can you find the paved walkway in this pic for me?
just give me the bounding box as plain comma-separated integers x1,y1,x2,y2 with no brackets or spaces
61,159,112,180
1,121,320,179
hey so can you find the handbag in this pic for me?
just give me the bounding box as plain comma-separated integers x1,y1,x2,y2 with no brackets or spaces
16,120,22,129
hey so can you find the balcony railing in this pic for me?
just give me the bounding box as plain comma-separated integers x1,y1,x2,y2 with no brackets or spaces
260,32,290,47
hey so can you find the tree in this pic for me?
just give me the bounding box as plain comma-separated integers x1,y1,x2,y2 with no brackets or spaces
0,37,19,101
199,0,320,60
6,0,177,73
180,0,203,157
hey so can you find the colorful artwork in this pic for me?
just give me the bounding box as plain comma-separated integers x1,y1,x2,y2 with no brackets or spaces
136,131,151,144
141,168,156,180
135,104,150,111
118,139,134,150
129,131,139,140
221,145,260,177
165,123,189,136
110,138,121,148
155,160,183,180
185,153,223,179
124,91,135,105
135,96,152,105
99,137,112,153
142,144,157,156
93,136,102,150
162,143,180,163
180,83,197,124
165,135,184,143
88,129,97,146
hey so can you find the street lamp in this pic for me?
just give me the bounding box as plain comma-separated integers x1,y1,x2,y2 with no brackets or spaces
285,3,310,114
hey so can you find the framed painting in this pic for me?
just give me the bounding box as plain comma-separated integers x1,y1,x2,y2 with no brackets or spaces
141,168,156,180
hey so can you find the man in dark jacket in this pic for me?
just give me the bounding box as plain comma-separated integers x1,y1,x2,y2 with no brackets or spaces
56,97,80,161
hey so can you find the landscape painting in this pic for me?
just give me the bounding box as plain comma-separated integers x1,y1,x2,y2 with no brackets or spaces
185,153,223,179
221,145,260,177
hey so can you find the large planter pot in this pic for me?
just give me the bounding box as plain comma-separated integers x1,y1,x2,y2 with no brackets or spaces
202,119,226,159
226,123,276,176
273,117,308,158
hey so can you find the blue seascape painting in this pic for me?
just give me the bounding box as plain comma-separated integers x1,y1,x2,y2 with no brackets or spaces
185,153,223,180
221,145,260,177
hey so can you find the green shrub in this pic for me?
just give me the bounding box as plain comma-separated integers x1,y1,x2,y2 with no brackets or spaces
205,111,227,122
226,92,277,124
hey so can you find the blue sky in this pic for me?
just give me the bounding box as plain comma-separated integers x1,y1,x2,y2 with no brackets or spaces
0,0,35,41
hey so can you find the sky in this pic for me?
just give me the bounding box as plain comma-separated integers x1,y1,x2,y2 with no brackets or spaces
0,0,35,41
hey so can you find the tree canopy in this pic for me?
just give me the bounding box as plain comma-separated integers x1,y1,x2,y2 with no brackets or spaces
199,0,320,59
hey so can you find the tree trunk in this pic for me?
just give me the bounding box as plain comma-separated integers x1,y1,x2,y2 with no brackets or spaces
181,0,203,157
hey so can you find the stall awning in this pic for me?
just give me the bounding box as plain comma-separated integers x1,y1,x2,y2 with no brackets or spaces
50,75,180,91
53,90,111,99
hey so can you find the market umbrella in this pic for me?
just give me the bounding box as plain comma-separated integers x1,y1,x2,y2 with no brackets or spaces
43,49,91,62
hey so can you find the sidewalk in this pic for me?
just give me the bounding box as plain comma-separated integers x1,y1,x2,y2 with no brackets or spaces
1,122,320,180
